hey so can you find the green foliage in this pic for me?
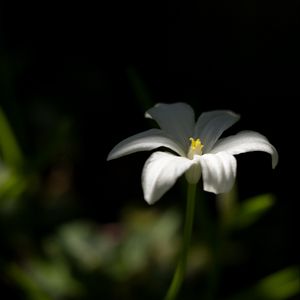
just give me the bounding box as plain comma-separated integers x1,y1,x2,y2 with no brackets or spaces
258,267,300,299
0,107,24,167
7,264,52,300
55,209,180,280
232,194,275,229
229,267,300,300
7,259,82,300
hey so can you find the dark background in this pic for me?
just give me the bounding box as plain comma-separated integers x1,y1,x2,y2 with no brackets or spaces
0,1,297,218
0,1,298,299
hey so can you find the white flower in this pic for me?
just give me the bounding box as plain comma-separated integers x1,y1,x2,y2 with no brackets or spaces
107,103,278,205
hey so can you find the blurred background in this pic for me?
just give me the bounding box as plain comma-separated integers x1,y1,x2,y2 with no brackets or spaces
0,1,298,299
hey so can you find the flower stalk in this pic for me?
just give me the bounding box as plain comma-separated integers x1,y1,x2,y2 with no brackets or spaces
164,183,197,300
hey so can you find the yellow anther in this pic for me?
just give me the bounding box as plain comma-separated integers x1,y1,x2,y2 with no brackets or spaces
189,138,202,150
188,138,203,159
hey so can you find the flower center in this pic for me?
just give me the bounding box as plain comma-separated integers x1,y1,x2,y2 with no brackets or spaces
187,137,203,159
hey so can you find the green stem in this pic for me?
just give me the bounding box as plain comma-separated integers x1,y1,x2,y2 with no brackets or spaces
164,183,197,300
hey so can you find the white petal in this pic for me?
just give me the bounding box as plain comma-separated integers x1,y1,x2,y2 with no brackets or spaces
194,110,240,153
198,152,237,194
210,131,278,168
142,151,195,205
145,103,195,150
107,129,186,160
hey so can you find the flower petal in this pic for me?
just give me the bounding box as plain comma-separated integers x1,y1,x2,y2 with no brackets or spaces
210,131,278,168
198,152,237,194
194,110,240,153
142,151,195,204
145,103,195,150
107,129,186,160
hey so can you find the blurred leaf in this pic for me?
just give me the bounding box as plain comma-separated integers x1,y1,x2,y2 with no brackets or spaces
28,257,83,299
258,267,300,299
0,167,27,200
7,257,83,300
231,194,275,229
118,209,180,278
55,208,181,282
0,107,24,167
228,267,299,300
7,263,52,300
0,163,29,214
57,221,117,271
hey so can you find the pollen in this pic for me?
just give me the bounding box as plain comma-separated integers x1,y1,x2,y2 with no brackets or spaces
188,138,203,159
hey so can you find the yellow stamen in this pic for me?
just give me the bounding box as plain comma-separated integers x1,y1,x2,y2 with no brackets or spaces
188,138,203,159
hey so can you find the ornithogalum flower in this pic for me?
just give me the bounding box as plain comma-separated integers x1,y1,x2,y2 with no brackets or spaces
107,103,278,205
